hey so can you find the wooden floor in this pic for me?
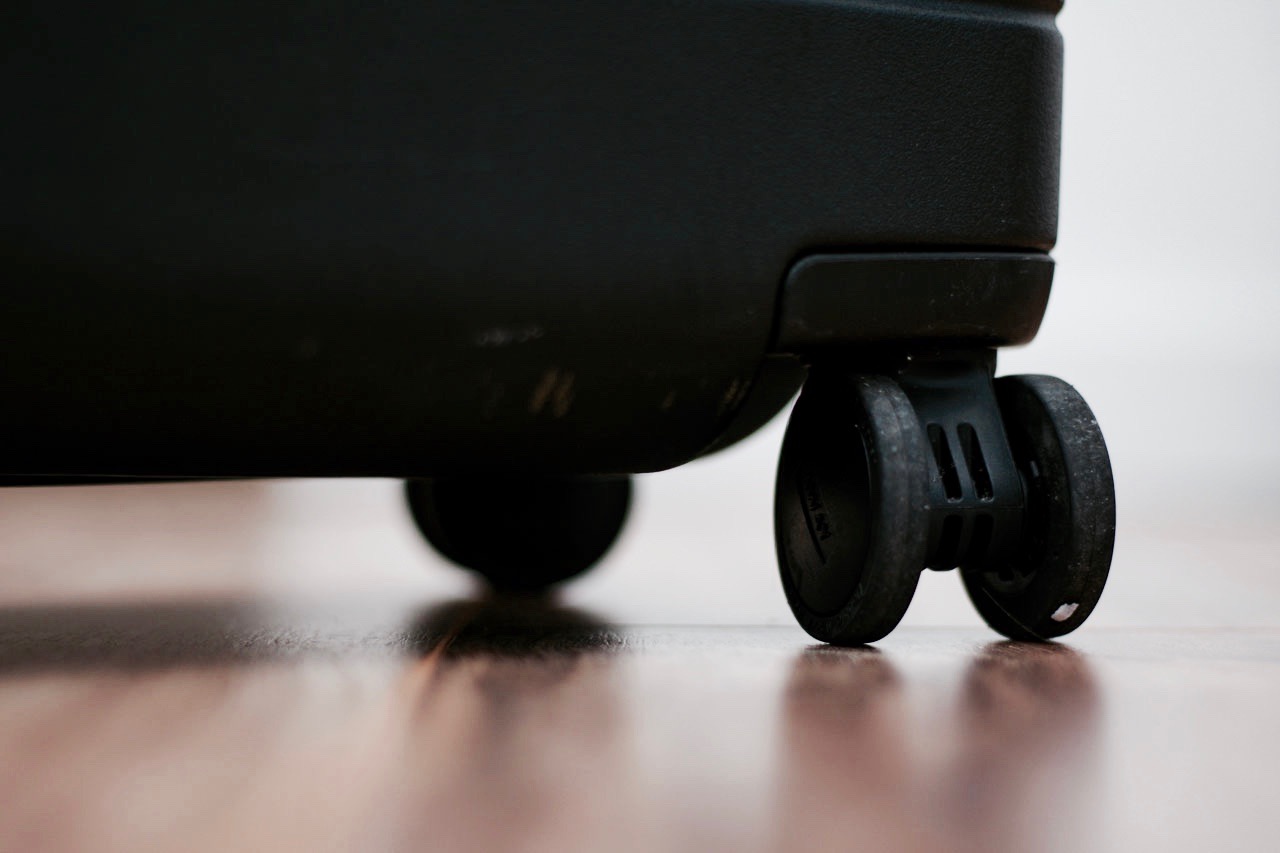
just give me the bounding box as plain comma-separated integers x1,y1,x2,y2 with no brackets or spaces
0,482,1277,852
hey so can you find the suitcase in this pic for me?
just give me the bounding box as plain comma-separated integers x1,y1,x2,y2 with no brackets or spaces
1,0,1114,644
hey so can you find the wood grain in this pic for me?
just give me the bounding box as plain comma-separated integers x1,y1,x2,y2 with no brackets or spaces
0,483,1276,852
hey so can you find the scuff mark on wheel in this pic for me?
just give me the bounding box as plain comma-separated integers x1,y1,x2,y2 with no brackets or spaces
1050,602,1079,622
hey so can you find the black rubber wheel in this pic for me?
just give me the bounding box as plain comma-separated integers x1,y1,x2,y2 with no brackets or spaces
961,375,1116,641
775,373,931,645
404,475,632,591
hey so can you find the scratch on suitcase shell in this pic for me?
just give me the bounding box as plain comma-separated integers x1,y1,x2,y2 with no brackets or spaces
475,325,545,347
529,369,575,418
718,378,746,415
660,391,677,412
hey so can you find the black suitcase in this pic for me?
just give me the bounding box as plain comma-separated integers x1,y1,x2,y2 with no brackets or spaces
1,0,1114,644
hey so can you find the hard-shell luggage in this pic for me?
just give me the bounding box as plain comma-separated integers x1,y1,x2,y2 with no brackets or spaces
1,0,1114,643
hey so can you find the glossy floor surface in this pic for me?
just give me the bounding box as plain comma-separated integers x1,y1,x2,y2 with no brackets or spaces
0,482,1277,852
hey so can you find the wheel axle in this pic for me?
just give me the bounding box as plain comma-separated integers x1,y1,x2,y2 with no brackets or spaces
892,351,1026,574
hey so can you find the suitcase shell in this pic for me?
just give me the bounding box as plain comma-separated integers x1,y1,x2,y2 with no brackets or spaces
1,0,1064,477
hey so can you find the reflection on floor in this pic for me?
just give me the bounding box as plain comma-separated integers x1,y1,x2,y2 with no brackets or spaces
0,593,1275,852
0,481,1277,851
